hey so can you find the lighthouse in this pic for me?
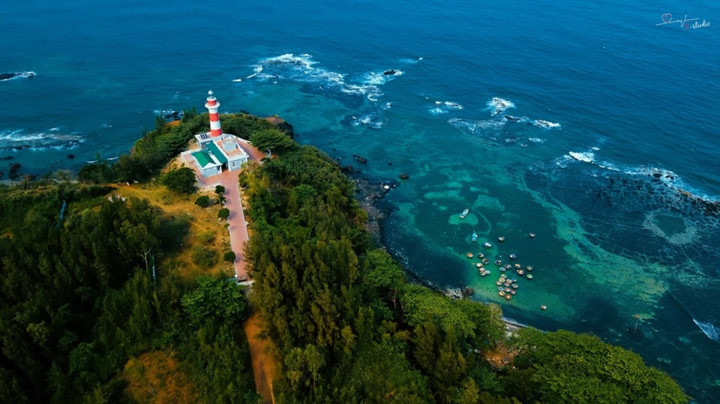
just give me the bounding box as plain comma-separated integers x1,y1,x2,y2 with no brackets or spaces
188,90,249,177
205,90,222,137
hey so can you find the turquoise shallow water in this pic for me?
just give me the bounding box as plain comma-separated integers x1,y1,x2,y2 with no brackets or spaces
2,0,719,400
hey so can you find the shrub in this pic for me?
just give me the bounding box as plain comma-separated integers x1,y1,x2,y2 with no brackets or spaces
218,208,230,220
198,231,215,244
223,251,236,262
215,185,225,195
195,195,211,208
192,246,218,268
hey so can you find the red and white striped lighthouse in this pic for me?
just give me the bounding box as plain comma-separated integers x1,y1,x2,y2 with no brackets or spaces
205,90,222,137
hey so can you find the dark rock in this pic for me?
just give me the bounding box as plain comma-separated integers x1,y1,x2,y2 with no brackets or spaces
399,173,409,180
387,161,392,166
341,165,356,174
0,71,34,81
0,171,3,179
8,163,21,180
465,287,475,296
265,116,295,138
352,154,368,164
0,156,13,160
162,110,183,121
383,69,397,76
67,154,75,159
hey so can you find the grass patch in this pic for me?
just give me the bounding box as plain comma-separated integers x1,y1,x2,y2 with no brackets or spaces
121,350,198,404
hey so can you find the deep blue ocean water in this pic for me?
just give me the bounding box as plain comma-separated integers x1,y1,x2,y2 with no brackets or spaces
2,0,719,400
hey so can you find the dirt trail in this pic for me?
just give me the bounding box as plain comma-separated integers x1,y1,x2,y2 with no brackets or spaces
244,312,276,404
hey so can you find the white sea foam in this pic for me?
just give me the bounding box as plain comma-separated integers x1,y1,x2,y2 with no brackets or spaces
363,69,404,86
533,119,561,129
429,100,463,115
487,97,515,116
232,78,243,82
399,57,423,64
0,129,84,151
693,319,720,342
568,151,595,163
528,137,545,143
448,118,505,135
351,113,385,129
250,53,389,102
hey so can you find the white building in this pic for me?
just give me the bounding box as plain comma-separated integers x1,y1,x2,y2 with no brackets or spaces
191,91,249,176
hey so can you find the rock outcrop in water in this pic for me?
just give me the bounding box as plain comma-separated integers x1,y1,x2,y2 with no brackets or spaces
0,71,35,81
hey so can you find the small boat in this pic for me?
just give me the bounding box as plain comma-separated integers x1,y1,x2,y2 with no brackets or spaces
540,305,547,310
517,269,525,276
498,291,506,297
460,208,469,219
526,266,534,271
477,253,484,259
475,263,483,268
482,258,490,264
495,259,503,266
526,274,534,280
509,253,517,260
529,232,536,239
466,252,474,258
505,294,512,300
483,242,493,249
498,236,506,242
471,231,478,242
514,263,521,269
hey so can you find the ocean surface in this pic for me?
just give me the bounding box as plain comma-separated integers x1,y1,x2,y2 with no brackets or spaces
2,0,719,400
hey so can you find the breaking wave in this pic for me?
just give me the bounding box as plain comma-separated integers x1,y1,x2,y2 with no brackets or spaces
533,119,561,129
429,100,463,115
487,97,515,116
693,319,720,342
248,53,402,102
0,129,84,151
351,113,385,129
448,117,505,135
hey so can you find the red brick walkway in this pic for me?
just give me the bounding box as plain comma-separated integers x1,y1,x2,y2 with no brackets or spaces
181,139,264,281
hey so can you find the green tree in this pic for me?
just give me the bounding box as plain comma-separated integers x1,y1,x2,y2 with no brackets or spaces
218,208,230,220
161,167,196,194
249,128,296,153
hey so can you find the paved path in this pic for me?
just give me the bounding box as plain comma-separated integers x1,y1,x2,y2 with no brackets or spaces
180,139,264,281
217,170,250,280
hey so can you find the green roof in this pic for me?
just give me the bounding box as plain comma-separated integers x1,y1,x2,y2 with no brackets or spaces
206,141,228,164
192,151,215,168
